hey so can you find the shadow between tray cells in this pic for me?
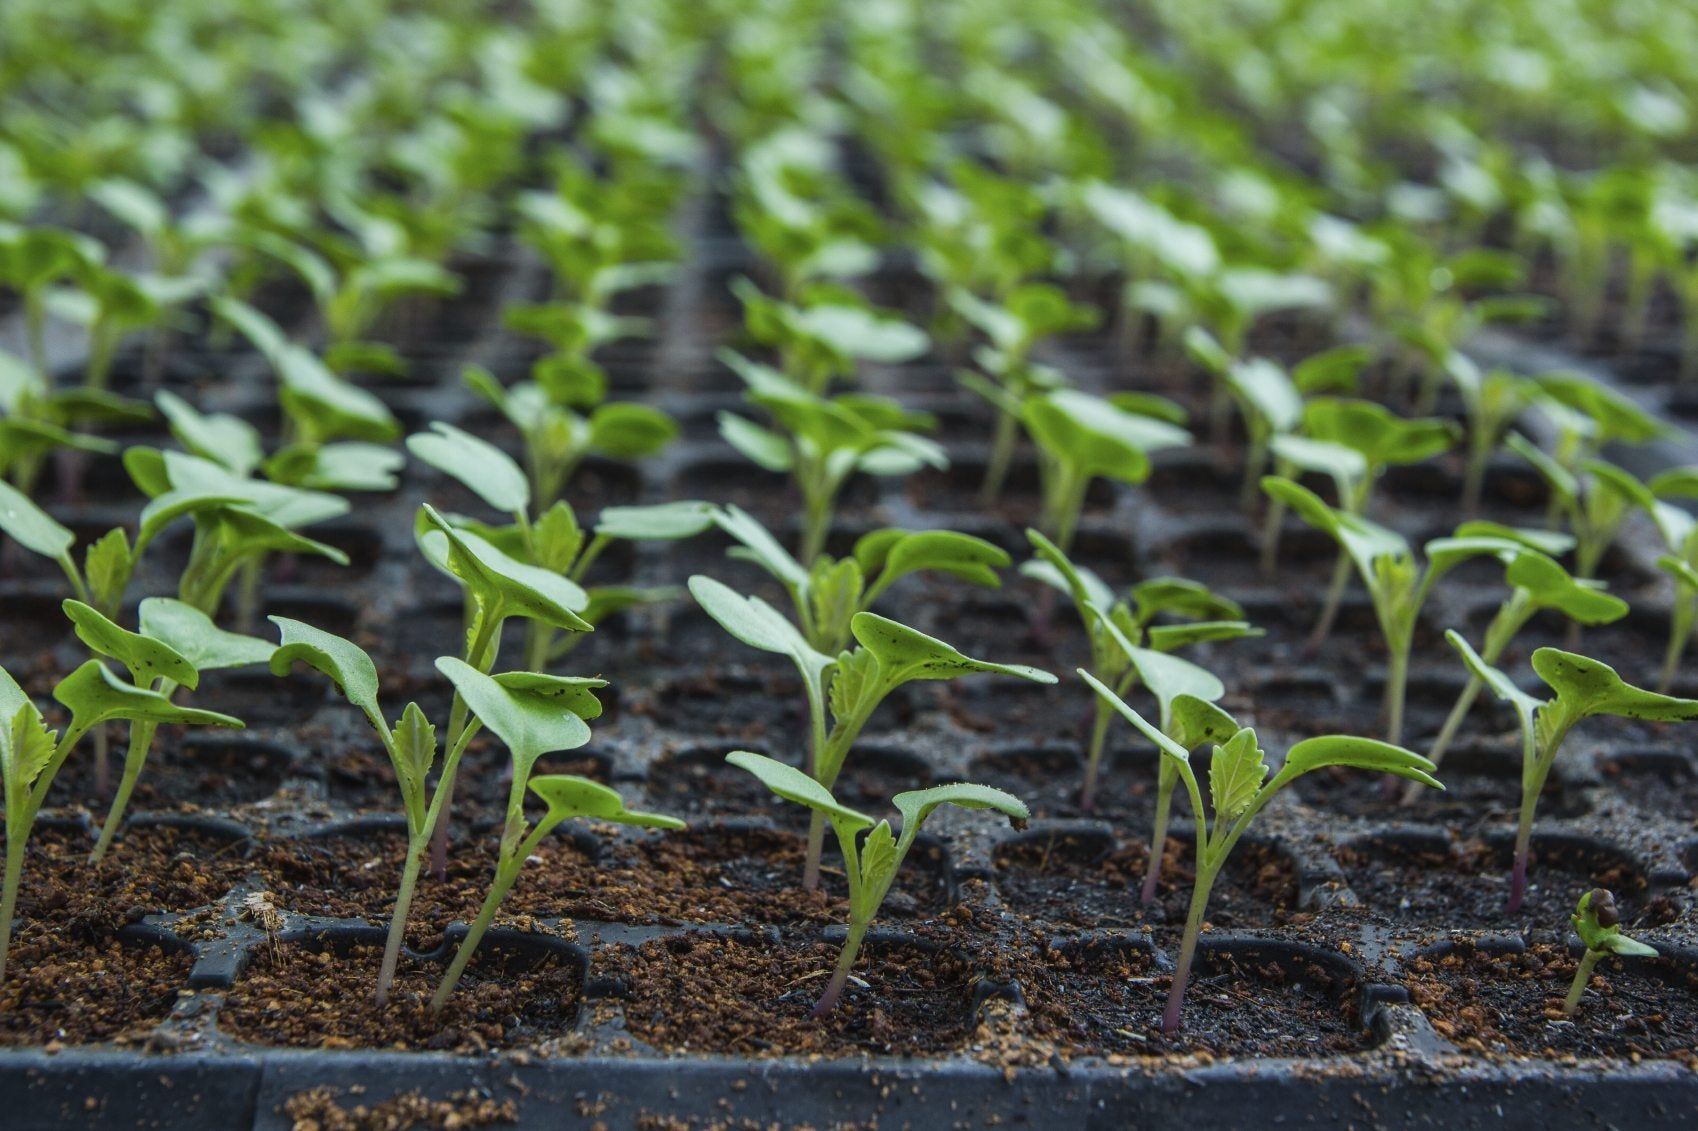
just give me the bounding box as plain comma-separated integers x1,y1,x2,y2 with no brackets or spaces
991,826,1299,932
1019,934,1379,1059
1333,830,1664,929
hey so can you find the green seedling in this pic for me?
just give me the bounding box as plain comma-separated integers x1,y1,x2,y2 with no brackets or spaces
158,389,403,494
690,576,1054,888
725,751,1026,1017
1183,327,1301,504
63,598,272,862
1261,398,1457,641
1022,529,1257,820
123,447,351,620
1563,888,1656,1016
428,659,681,1012
1422,544,1627,784
411,503,595,875
733,277,928,394
1083,675,1439,1032
408,419,712,667
718,351,945,563
0,348,142,494
1441,354,1545,516
950,283,1099,502
0,224,101,377
1507,434,1652,584
1021,388,1190,552
462,360,676,506
1,657,241,987
1263,477,1526,743
711,504,1011,654
1446,632,1698,912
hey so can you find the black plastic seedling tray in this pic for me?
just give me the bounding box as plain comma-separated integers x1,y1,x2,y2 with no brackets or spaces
5,175,1698,1130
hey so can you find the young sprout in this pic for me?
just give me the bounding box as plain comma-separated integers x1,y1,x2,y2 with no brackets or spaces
1563,888,1656,1016
1447,632,1698,912
427,659,681,1012
712,504,1011,654
0,224,100,377
1,657,241,987
1183,328,1300,503
0,348,135,495
461,360,677,508
725,751,1026,1017
157,389,403,494
1262,398,1457,642
717,352,945,563
1021,388,1190,552
411,504,595,874
1441,354,1544,516
1507,435,1652,584
1083,675,1440,1033
123,447,351,620
1262,477,1526,743
1422,545,1628,781
732,277,928,395
1658,556,1698,693
1022,529,1257,815
690,577,1054,888
949,283,1100,502
62,598,272,861
408,419,713,668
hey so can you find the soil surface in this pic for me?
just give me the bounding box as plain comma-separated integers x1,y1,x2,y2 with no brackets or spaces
610,933,979,1056
1406,943,1698,1061
219,940,584,1052
0,924,192,1046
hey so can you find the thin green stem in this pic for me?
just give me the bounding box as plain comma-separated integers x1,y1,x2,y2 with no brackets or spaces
980,407,1020,507
1140,765,1176,905
90,717,163,864
0,835,24,989
811,919,869,1018
375,835,426,1005
1563,950,1603,1016
1079,700,1113,813
1161,864,1216,1034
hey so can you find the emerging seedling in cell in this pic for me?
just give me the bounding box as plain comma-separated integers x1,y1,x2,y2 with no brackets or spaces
1563,888,1656,1016
726,751,1026,1017
1,657,241,988
1446,631,1698,913
427,659,682,1012
691,576,1054,888
1022,529,1256,822
1082,675,1440,1033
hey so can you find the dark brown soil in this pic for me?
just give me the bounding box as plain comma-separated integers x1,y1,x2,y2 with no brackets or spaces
45,736,291,812
1407,943,1698,1061
1294,755,1589,825
219,940,583,1051
966,745,1161,822
993,833,1298,930
0,925,193,1046
14,823,254,926
611,933,977,1056
1021,939,1373,1058
1334,836,1657,928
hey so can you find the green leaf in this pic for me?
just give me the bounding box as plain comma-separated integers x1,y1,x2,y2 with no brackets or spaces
892,782,1029,832
858,820,901,904
1079,668,1191,766
1146,620,1262,651
0,478,73,560
155,390,262,477
529,775,684,830
269,616,383,725
688,575,833,682
530,501,585,574
435,657,593,779
1304,398,1457,467
490,671,606,722
725,750,874,830
1452,520,1575,557
1126,646,1226,714
407,421,530,515
1208,728,1269,821
715,504,808,591
419,505,592,632
2,701,57,803
1168,694,1240,750
587,402,677,459
1023,389,1189,484
849,612,1056,686
718,412,794,472
1531,649,1698,724
1022,529,1116,613
53,660,242,734
1510,553,1628,624
138,598,273,671
858,529,1010,591
391,701,437,817
62,600,199,689
1281,734,1442,790
595,501,715,542
83,528,132,610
